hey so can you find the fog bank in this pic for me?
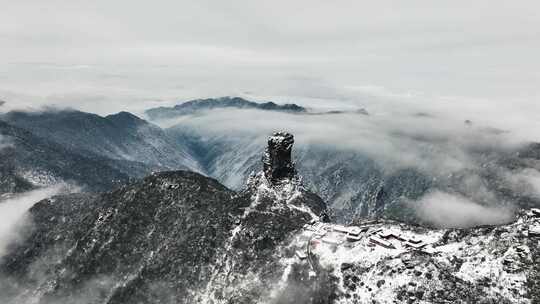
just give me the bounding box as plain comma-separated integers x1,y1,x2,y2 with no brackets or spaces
412,191,513,228
0,186,63,259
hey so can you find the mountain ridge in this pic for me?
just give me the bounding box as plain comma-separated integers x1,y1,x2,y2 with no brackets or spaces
145,96,307,121
2,109,203,174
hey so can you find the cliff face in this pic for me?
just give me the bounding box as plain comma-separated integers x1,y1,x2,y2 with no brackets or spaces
1,132,539,304
262,132,297,184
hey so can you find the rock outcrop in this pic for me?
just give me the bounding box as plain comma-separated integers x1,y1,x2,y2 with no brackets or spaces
262,132,297,184
200,132,330,303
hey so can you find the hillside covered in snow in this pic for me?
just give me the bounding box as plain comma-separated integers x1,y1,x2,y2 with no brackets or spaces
1,132,539,303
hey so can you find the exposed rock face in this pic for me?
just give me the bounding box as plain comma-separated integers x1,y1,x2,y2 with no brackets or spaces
263,132,297,184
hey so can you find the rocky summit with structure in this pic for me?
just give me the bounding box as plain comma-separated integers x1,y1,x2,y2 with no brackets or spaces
1,133,540,303
262,132,297,184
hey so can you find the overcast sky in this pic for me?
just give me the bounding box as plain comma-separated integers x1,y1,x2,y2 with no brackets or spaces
1,1,539,132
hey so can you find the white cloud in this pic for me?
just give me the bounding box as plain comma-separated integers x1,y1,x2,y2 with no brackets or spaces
0,0,538,137
158,106,534,227
0,186,63,259
161,106,521,175
412,191,513,228
504,169,540,199
0,135,13,151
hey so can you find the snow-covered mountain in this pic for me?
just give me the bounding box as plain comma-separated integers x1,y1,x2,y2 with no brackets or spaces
1,132,538,303
3,110,202,173
0,119,141,193
0,109,211,195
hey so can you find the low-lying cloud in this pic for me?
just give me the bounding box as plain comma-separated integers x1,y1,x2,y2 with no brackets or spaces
0,99,12,150
0,135,13,151
160,107,518,176
155,105,537,227
412,191,513,228
0,186,64,259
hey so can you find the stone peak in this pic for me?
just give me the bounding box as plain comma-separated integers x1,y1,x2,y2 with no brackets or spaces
262,132,297,184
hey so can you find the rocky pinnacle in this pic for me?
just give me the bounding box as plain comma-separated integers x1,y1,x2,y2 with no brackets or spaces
262,131,297,184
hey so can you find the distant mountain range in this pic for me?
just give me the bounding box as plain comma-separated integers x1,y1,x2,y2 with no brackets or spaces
145,96,307,121
145,96,370,122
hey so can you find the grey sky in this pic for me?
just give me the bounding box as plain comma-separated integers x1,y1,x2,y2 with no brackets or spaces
1,1,540,138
